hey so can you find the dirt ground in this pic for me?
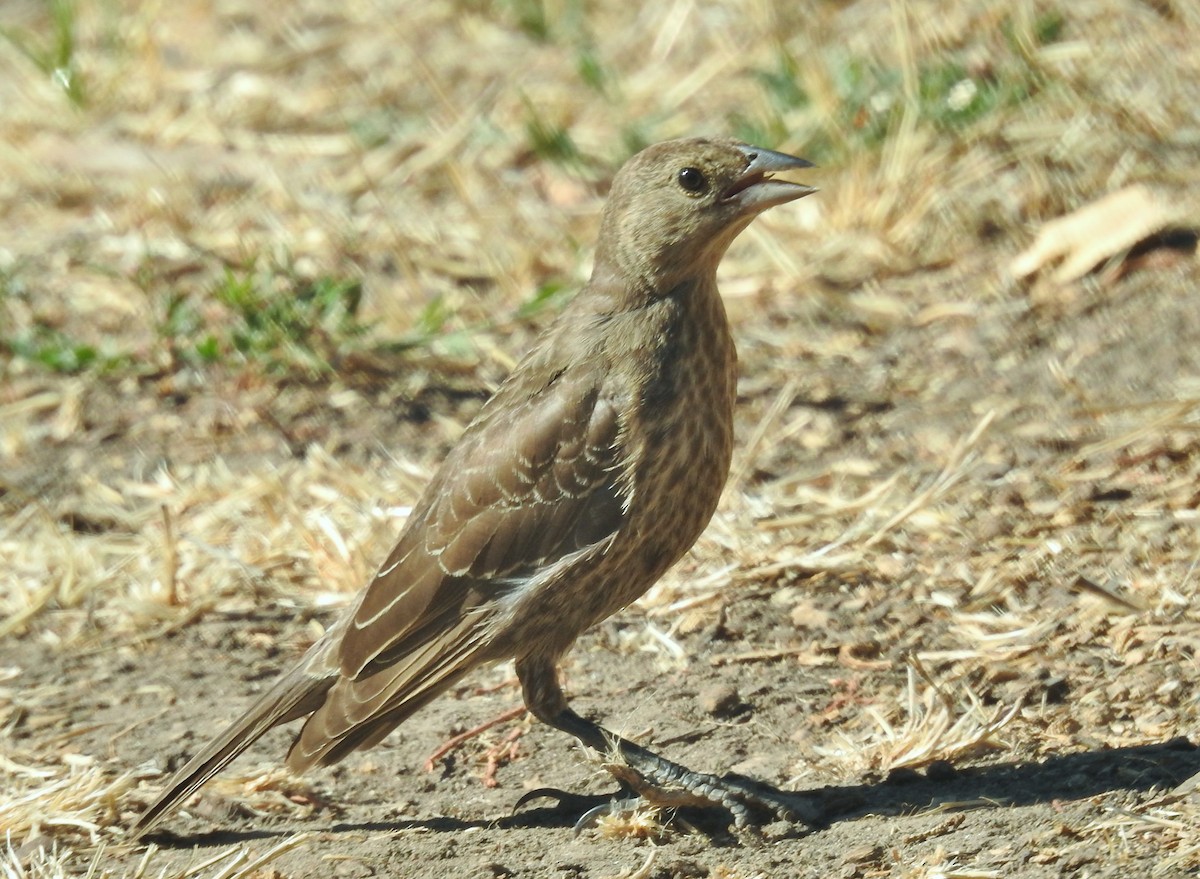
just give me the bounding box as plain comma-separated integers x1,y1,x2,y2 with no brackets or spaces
3,1,1200,878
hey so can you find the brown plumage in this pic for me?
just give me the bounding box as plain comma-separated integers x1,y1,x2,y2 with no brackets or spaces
132,137,816,838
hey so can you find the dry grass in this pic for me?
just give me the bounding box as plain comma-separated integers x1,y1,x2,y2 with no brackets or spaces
829,659,1023,774
2,0,1200,875
0,435,419,642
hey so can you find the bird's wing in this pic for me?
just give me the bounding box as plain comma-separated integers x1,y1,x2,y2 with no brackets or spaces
341,361,625,680
284,364,625,769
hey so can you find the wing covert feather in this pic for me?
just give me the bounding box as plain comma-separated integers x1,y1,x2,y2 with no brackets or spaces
339,368,623,679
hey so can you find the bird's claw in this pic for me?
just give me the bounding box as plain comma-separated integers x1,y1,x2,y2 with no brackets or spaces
513,787,614,815
514,789,669,836
604,758,825,832
570,796,646,836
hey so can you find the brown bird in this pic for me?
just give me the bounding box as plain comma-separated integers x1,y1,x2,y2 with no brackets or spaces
132,136,817,838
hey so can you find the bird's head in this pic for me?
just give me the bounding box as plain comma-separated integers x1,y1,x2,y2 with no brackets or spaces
593,137,815,295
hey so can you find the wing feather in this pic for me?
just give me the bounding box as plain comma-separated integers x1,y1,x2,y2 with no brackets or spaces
337,365,624,682
284,344,627,767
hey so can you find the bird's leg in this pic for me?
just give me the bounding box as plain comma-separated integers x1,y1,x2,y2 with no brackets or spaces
515,657,824,831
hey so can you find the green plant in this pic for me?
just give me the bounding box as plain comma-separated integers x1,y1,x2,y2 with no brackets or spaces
521,97,585,168
516,280,572,319
0,0,87,106
158,291,221,366
501,0,549,41
4,327,130,373
209,262,367,374
732,13,1064,164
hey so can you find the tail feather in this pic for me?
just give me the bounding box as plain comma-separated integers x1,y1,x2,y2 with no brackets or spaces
286,618,485,772
132,618,491,837
131,667,335,839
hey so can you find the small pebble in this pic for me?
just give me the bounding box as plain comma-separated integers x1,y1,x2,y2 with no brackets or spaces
698,683,743,718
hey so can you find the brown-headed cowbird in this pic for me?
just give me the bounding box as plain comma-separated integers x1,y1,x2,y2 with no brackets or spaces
132,137,816,838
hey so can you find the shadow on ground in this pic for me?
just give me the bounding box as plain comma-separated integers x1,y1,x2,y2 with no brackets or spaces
141,736,1198,849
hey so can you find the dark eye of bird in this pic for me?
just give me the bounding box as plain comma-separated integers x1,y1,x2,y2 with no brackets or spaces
676,167,707,194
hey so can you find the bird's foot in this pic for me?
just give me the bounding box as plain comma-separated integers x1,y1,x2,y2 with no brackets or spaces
516,762,824,838
602,753,825,833
525,705,824,837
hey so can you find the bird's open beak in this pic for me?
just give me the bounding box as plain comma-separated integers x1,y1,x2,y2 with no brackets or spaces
723,145,816,212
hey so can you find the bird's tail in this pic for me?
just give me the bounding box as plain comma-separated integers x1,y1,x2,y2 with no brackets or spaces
130,664,335,839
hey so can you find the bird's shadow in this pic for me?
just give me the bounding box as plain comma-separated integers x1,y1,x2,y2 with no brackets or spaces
142,736,1199,849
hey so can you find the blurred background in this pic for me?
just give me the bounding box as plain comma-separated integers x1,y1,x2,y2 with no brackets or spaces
1,0,1193,367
